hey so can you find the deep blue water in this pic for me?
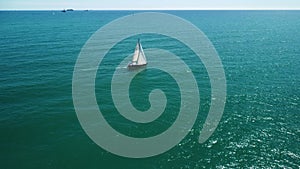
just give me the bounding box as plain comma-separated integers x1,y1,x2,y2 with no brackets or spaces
0,10,299,168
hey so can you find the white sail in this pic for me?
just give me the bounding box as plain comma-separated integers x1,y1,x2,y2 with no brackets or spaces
137,42,147,65
129,39,147,67
132,42,139,62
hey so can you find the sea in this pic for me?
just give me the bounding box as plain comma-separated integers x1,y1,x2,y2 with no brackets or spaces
0,10,299,168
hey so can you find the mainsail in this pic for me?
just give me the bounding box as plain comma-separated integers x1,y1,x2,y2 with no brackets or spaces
128,39,147,67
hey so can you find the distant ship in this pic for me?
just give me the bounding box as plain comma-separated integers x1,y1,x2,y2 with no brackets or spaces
128,39,147,68
61,9,74,12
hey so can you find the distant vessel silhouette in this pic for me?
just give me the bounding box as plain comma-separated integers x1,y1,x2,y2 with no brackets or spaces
61,9,74,12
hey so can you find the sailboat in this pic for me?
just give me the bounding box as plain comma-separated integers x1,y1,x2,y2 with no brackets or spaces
128,39,147,68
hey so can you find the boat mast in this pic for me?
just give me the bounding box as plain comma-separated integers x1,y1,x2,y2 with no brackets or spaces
136,38,141,63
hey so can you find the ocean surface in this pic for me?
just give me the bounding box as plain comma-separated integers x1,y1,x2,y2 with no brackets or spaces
0,10,299,168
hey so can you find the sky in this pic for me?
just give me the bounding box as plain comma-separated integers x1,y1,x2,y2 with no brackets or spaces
1,0,300,10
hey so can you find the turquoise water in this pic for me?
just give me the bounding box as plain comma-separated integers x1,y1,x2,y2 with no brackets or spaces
1,10,299,168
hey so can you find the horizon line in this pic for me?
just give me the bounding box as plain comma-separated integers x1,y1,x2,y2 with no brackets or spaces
1,8,300,11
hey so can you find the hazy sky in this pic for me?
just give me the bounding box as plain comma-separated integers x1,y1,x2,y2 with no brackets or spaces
1,0,300,10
